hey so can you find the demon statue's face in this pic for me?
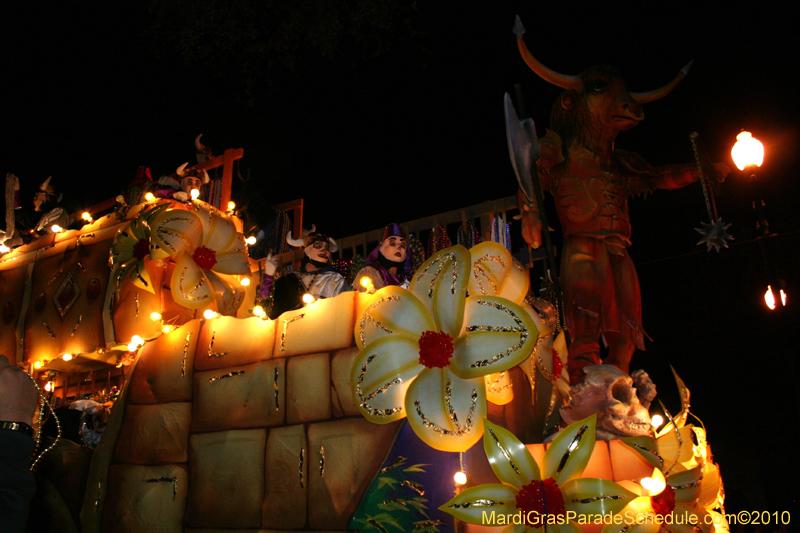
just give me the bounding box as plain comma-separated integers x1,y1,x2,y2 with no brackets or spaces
560,364,653,439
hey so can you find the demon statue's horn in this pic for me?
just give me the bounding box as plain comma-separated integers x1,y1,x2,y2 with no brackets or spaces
630,60,693,104
176,162,189,177
286,225,316,248
514,16,581,91
195,134,205,151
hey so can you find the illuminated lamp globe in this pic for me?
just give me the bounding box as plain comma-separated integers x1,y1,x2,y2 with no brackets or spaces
302,293,315,304
252,306,266,318
190,189,200,200
0,243,9,253
731,131,764,171
454,471,467,485
240,277,251,287
162,325,172,334
33,361,42,369
203,309,217,320
150,311,162,321
245,236,257,245
651,414,664,429
81,212,92,221
51,224,63,233
62,353,73,362
227,201,236,211
641,476,666,495
127,342,138,352
44,382,52,392
145,192,155,201
131,335,144,346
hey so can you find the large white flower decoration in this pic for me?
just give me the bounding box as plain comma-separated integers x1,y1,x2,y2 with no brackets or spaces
351,245,540,451
148,202,250,314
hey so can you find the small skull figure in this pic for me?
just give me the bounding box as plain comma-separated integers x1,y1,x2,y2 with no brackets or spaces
560,365,653,440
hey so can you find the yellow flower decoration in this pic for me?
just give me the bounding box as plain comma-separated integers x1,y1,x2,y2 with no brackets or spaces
441,417,636,532
468,241,569,406
110,201,172,296
351,245,539,451
148,202,250,313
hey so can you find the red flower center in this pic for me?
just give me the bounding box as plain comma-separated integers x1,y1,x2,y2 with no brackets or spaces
192,246,217,270
132,238,150,261
418,331,454,368
515,478,566,527
651,485,676,517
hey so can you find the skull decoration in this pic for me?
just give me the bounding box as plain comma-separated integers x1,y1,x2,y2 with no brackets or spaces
560,365,653,440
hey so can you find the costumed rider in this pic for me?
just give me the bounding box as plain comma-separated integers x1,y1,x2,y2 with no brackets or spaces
2,176,70,247
263,227,350,319
353,223,412,292
155,163,209,202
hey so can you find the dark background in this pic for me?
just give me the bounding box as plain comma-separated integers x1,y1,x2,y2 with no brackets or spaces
3,0,797,519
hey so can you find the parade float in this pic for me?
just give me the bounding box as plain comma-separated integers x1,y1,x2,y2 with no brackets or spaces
0,17,730,533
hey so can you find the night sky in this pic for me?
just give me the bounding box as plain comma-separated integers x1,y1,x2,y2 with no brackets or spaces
4,0,798,518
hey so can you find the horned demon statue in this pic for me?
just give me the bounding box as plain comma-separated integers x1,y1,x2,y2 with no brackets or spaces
507,17,728,383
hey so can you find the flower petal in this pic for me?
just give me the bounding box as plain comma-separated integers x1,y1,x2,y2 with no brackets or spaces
451,295,539,379
354,285,435,349
350,335,424,423
468,241,529,304
542,414,597,485
204,270,247,316
656,425,695,473
697,462,722,510
668,465,703,503
485,371,514,405
201,207,241,253
170,251,214,309
213,250,251,275
409,245,470,338
620,436,665,471
405,367,487,452
482,419,540,489
562,478,637,519
150,208,203,257
439,483,519,525
128,259,154,294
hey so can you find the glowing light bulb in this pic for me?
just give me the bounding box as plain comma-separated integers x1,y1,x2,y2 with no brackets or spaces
781,289,787,307
227,201,236,211
359,277,374,292
240,277,251,287
0,244,9,253
150,311,162,321
245,236,257,245
203,309,217,319
51,224,63,233
145,192,155,201
651,414,664,429
127,342,138,352
131,335,144,346
731,131,764,171
641,476,666,494
62,353,73,361
81,212,92,221
454,471,467,485
302,293,315,304
765,285,776,310
190,188,200,200
162,325,172,334
33,361,42,369
252,306,265,318
44,381,52,392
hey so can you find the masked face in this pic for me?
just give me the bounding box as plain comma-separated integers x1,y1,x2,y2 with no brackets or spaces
380,236,406,262
181,176,202,194
305,240,330,264
33,192,47,211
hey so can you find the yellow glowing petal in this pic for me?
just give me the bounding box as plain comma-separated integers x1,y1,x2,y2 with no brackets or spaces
542,414,597,485
354,285,435,349
128,260,155,294
670,366,691,429
171,252,214,309
451,295,539,380
468,241,529,304
405,367,487,452
409,245,470,339
482,419,540,489
599,497,659,533
350,335,425,423
562,478,637,520
656,425,696,472
438,483,519,524
204,270,247,316
202,210,240,252
697,462,722,510
620,436,665,471
212,251,251,275
668,465,703,503
485,371,514,405
149,208,203,257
